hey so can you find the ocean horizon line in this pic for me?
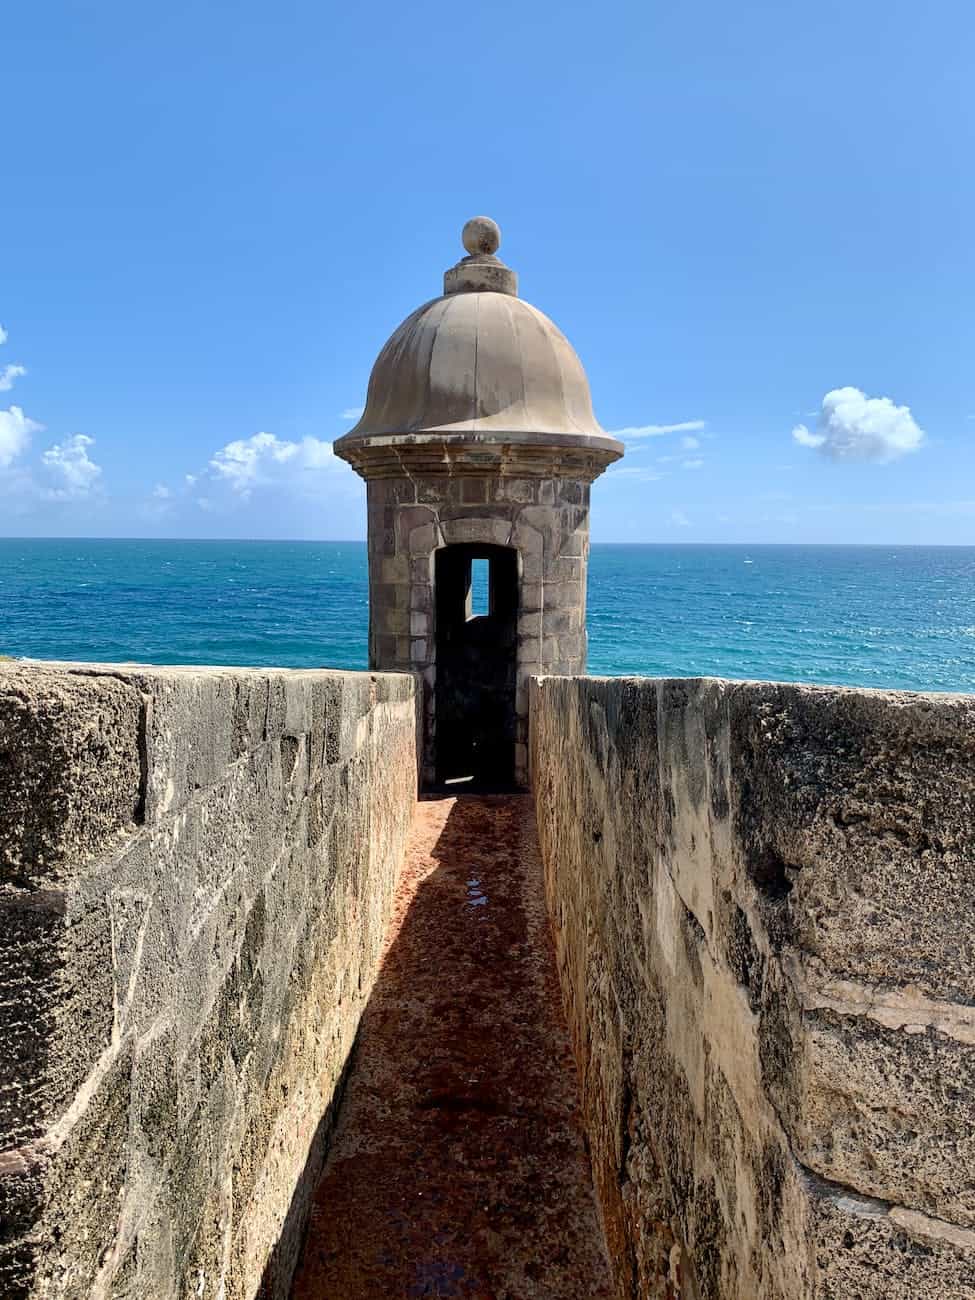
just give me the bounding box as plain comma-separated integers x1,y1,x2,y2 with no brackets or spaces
2,537,974,550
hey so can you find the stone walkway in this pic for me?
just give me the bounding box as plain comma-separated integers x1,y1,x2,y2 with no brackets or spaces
290,795,612,1300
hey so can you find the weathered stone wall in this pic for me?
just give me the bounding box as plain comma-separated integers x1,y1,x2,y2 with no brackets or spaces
367,471,591,786
530,675,975,1299
0,662,418,1300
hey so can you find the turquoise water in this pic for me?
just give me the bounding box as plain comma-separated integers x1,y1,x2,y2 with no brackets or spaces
1,539,973,693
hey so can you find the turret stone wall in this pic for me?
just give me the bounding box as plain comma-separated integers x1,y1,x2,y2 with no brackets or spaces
0,663,418,1300
364,466,594,786
530,675,975,1299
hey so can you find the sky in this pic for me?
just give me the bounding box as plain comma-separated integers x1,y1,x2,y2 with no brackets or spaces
2,0,973,544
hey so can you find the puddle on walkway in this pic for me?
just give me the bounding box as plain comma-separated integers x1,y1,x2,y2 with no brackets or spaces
290,795,612,1300
465,877,488,910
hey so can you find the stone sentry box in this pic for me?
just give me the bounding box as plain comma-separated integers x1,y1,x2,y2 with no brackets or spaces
335,216,622,788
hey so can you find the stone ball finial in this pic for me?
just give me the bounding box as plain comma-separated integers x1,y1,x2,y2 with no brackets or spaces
462,216,501,257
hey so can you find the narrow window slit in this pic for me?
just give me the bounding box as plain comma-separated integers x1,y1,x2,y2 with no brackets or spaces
469,558,491,619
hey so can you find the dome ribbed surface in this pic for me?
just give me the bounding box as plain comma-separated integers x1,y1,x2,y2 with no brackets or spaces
347,291,604,438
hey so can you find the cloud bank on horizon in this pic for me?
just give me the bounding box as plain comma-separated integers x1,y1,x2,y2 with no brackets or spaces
0,321,352,521
792,387,925,463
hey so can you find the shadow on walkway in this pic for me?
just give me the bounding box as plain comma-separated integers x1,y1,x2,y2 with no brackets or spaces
287,795,612,1299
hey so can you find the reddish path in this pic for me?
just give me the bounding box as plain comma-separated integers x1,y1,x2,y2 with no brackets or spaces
290,795,612,1300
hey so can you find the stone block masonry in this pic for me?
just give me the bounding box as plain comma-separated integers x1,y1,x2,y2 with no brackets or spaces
0,662,418,1300
530,675,975,1299
365,466,597,788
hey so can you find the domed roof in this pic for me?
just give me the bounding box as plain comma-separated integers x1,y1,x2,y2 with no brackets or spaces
346,291,603,438
335,219,622,455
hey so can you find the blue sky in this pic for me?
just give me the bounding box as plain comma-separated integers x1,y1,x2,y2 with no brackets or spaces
2,0,973,543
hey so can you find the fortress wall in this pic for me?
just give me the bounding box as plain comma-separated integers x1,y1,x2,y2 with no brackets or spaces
530,675,975,1300
0,662,418,1300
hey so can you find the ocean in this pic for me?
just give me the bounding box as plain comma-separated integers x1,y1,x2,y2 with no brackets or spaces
1,539,973,694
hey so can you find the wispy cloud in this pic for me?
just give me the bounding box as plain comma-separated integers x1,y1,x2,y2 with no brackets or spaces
607,466,664,482
680,434,700,450
0,364,26,393
793,387,924,463
609,419,706,439
340,406,364,421
682,458,704,470
862,499,975,517
670,508,690,528
0,327,26,393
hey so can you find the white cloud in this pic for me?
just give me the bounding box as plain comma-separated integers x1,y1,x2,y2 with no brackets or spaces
340,406,364,421
792,387,925,463
0,405,42,468
208,431,341,501
0,328,27,391
298,438,339,470
671,509,690,527
139,483,176,521
0,328,108,509
682,458,704,470
41,434,102,498
210,432,298,494
610,419,706,439
793,425,825,448
680,434,700,450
